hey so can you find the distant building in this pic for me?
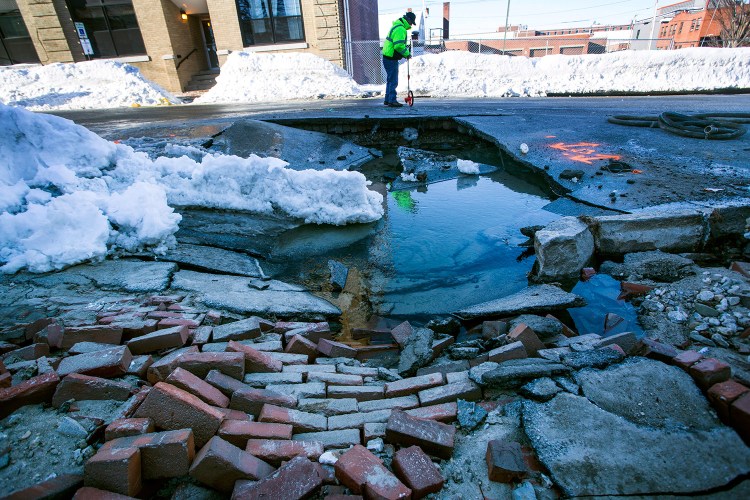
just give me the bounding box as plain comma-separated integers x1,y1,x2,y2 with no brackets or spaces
630,0,725,50
1,0,378,93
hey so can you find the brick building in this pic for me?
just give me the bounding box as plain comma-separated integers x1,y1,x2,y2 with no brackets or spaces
1,0,377,93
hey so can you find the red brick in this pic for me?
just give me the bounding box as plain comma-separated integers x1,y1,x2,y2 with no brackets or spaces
227,340,283,373
390,321,413,347
52,373,134,407
111,318,159,342
204,310,222,326
730,392,750,441
192,326,213,345
213,317,269,342
73,486,136,499
392,445,444,498
147,311,186,319
354,344,400,361
174,351,245,380
205,368,250,397
545,315,577,338
157,318,200,330
0,372,60,419
417,381,482,406
61,326,123,349
126,355,153,378
507,323,545,356
468,354,489,367
166,367,230,408
214,407,251,421
352,327,394,344
486,440,528,483
334,445,410,498
145,295,184,306
105,418,155,441
275,321,329,334
405,402,458,423
285,335,318,361
673,350,703,370
325,495,363,500
385,410,455,459
432,335,455,357
231,456,323,499
328,385,384,402
57,346,133,378
730,261,750,279
5,473,82,500
133,382,224,447
708,380,750,419
30,318,65,348
690,358,731,389
309,372,363,386
218,420,293,448
617,282,654,300
596,332,638,354
126,325,189,354
120,387,151,419
0,343,49,362
246,439,324,465
639,338,680,363
487,341,528,363
103,428,194,480
416,361,470,377
385,373,445,398
258,404,327,433
317,339,357,358
189,436,275,493
84,447,141,497
0,371,10,389
230,387,297,415
145,346,199,384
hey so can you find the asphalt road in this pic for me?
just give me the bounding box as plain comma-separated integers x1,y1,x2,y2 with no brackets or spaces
48,94,750,212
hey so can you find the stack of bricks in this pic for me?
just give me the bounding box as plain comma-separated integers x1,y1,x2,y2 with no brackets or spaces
3,291,749,498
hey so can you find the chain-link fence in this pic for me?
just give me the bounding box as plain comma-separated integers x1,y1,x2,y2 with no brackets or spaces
345,37,668,85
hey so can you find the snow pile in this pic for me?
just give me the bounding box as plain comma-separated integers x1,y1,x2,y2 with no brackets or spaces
403,47,750,97
195,51,366,104
0,104,383,273
0,61,179,111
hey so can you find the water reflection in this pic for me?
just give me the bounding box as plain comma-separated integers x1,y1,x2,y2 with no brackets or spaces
568,274,643,337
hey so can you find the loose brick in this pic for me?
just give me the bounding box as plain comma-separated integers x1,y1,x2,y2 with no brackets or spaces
354,344,400,362
246,439,324,465
364,422,387,442
385,410,455,459
84,447,141,497
309,372,364,386
266,352,309,365
231,456,324,500
285,334,319,361
481,320,508,340
417,381,482,406
469,354,490,368
352,327,394,344
318,339,357,358
227,340,283,373
33,319,65,349
57,346,132,378
334,445,410,498
231,387,297,415
416,360,470,377
157,318,200,330
393,445,444,498
338,365,379,377
266,382,326,399
219,420,293,448
328,385,384,402
446,371,470,384
146,346,200,384
359,395,420,412
206,369,250,397
639,338,680,363
730,392,750,441
690,358,731,389
174,351,245,380
110,318,159,342
293,429,361,449
133,382,224,447
126,325,189,354
486,440,528,483
0,372,60,419
73,486,136,499
52,373,134,407
5,473,82,500
328,409,392,430
275,321,329,334
390,321,413,347
708,379,750,420
284,364,337,375
258,404,327,433
488,341,528,363
0,371,10,389
595,332,639,354
166,367,230,408
62,326,123,350
673,350,703,370
212,317,266,342
103,429,194,480
385,373,445,398
298,397,358,416
105,418,155,441
190,436,275,493
244,372,303,387
215,407,252,422
127,355,153,378
0,343,49,362
406,402,458,423
507,324,545,356
192,326,213,345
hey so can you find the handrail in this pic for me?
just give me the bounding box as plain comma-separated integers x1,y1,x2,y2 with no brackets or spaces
175,48,197,70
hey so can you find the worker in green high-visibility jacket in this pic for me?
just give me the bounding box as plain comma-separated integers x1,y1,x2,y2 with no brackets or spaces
382,11,416,108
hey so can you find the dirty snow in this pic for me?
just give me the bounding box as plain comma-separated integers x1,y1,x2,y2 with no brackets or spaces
0,60,179,111
457,159,481,174
0,104,384,273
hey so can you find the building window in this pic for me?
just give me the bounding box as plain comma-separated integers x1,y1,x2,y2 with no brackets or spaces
66,0,145,58
0,7,40,65
236,0,305,46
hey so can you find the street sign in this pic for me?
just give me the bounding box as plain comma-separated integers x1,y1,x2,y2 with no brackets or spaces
80,38,94,55
74,22,88,39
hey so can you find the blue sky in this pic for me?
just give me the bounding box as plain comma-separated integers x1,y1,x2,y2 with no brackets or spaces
378,0,660,36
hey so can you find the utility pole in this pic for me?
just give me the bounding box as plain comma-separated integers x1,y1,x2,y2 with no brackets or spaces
648,0,659,50
502,0,511,55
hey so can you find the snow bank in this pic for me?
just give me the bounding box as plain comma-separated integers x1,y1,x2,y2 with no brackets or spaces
403,47,750,97
195,51,366,104
0,104,383,273
0,61,179,111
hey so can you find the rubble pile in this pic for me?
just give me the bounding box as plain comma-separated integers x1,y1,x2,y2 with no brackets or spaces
2,282,749,499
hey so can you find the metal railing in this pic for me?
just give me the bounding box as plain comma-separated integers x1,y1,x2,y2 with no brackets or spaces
344,37,668,85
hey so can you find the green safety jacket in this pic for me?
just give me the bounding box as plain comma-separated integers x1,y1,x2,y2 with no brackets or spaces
382,18,411,60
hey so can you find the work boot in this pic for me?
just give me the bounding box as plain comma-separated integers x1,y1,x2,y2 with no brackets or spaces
386,101,404,108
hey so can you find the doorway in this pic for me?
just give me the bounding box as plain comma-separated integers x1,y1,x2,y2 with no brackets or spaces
201,18,218,69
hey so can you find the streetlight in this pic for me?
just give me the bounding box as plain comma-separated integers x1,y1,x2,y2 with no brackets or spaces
502,1,511,55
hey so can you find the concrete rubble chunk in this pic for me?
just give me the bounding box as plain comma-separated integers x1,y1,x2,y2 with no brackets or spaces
562,348,626,370
486,440,528,483
455,285,585,320
593,210,705,255
398,327,435,376
482,359,570,388
533,216,595,281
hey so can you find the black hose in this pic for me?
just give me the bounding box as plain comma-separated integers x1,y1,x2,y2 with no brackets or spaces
607,111,750,140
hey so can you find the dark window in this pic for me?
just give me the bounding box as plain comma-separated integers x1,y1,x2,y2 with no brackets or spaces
0,8,39,65
236,0,305,46
66,0,145,58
